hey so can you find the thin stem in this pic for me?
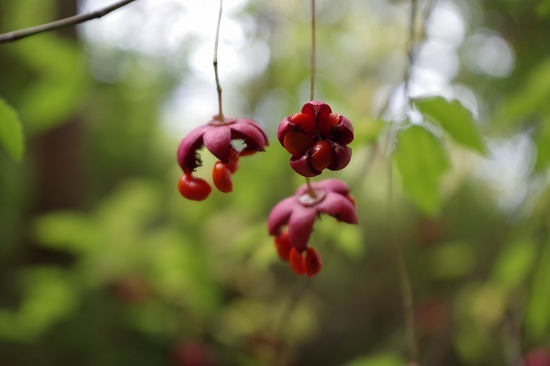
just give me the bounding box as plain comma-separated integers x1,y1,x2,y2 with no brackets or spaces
310,0,316,101
213,0,224,122
303,0,317,199
305,177,317,199
0,0,138,44
402,0,418,109
387,1,420,364
388,165,418,365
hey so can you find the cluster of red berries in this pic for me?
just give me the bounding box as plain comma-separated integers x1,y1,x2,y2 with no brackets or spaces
177,115,268,201
176,102,357,277
278,101,354,176
266,101,357,277
274,232,323,277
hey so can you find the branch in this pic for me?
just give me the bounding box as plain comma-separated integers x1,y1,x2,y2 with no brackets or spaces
0,0,139,44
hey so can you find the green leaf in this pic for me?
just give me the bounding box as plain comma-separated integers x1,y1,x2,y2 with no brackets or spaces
394,125,450,215
538,0,550,17
491,239,536,290
534,114,550,172
430,241,476,280
500,58,550,122
525,241,550,339
0,97,24,161
345,352,404,366
414,96,486,155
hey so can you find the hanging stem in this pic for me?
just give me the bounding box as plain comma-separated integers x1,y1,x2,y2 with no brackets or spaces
305,177,317,199
213,0,224,122
302,0,318,198
310,0,317,101
389,167,419,365
402,0,418,110
389,0,419,364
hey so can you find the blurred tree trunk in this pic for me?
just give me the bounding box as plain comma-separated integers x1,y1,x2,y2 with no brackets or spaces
28,0,82,264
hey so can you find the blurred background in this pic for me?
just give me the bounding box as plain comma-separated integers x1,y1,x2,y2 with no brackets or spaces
1,0,550,365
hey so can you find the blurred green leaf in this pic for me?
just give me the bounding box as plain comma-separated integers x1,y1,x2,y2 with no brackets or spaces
34,211,97,253
500,58,550,121
317,219,364,260
491,239,536,290
345,352,404,366
534,115,550,172
525,241,550,339
0,97,24,161
429,241,475,280
394,125,450,215
537,0,550,17
0,267,76,341
16,37,88,133
414,96,486,155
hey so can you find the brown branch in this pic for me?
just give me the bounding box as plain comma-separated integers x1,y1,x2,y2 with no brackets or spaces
0,0,139,44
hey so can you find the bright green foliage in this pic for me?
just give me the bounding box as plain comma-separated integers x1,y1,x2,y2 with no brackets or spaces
414,96,486,155
0,97,24,161
429,241,476,280
1,0,550,365
0,267,76,341
394,125,450,215
491,239,537,290
538,0,550,16
345,352,404,366
534,114,550,172
15,37,88,133
525,240,550,339
500,58,550,121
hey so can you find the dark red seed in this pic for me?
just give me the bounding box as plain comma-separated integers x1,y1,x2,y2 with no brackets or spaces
178,174,211,201
310,140,333,172
318,112,340,137
212,162,233,193
289,113,316,135
274,232,292,261
226,149,239,173
283,131,314,157
305,247,323,277
289,248,306,275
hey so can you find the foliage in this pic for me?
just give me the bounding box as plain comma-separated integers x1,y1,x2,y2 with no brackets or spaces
0,97,24,161
1,0,550,365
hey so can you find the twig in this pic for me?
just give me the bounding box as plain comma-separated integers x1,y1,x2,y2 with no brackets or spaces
387,0,422,364
388,164,419,365
0,0,138,44
310,0,316,101
213,0,225,121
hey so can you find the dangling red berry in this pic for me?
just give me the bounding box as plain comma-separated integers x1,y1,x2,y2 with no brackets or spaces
178,174,211,201
289,248,306,275
289,113,316,135
318,112,340,137
274,232,292,261
212,162,233,193
305,247,322,277
310,140,334,171
226,148,240,173
283,131,314,157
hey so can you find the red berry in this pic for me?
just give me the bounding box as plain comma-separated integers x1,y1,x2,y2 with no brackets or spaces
178,174,211,201
289,248,306,275
305,247,322,277
212,162,233,193
283,131,314,157
318,112,340,137
310,140,333,171
226,149,239,173
274,232,292,261
289,113,316,135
